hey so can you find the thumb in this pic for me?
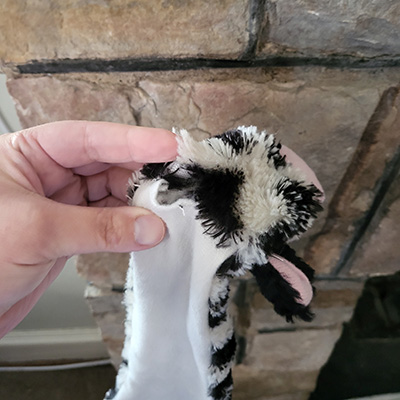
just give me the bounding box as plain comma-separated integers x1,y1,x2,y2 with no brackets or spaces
46,203,166,257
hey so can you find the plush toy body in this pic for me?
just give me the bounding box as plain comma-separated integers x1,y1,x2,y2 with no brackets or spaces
105,127,324,400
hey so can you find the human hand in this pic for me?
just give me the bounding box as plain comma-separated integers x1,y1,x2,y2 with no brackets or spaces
0,121,177,337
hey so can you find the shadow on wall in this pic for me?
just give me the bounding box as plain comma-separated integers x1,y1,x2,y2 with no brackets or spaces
310,272,400,400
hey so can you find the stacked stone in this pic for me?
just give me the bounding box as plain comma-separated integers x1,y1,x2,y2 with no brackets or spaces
1,1,399,399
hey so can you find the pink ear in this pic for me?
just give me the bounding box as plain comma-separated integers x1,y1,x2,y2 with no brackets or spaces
269,254,313,306
280,145,325,203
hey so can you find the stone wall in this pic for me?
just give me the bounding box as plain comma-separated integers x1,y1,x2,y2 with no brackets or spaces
1,1,400,399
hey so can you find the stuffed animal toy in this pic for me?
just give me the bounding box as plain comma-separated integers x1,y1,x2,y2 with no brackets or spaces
105,126,324,400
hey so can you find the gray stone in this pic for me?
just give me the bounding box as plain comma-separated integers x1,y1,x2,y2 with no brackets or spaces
259,0,400,58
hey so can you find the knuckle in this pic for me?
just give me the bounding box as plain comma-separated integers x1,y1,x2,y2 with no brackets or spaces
96,209,124,250
83,124,101,162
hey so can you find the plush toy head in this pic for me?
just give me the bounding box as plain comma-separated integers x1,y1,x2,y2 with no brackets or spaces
139,126,324,321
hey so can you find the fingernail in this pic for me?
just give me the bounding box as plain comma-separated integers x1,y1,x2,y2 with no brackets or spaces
134,214,165,246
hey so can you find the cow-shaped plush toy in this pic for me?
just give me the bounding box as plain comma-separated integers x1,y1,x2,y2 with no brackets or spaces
105,126,324,400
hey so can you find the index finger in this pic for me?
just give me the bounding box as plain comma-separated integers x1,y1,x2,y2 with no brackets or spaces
27,121,178,168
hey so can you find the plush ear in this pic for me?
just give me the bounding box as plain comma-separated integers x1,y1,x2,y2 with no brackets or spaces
280,145,325,203
251,245,315,322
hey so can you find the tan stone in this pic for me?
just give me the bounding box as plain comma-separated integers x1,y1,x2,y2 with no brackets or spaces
6,76,137,128
309,280,364,308
85,285,125,367
259,0,400,58
245,329,341,372
305,86,400,274
262,394,310,400
233,366,320,399
7,68,399,271
0,0,250,64
350,172,400,277
76,252,129,289
7,68,397,212
232,328,342,398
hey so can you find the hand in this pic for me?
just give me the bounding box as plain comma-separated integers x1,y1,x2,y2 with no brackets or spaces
0,121,177,337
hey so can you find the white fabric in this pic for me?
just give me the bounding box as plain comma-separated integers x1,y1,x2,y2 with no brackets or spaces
113,180,235,400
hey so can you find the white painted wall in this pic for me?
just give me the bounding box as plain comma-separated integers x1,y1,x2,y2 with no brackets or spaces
0,74,106,362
